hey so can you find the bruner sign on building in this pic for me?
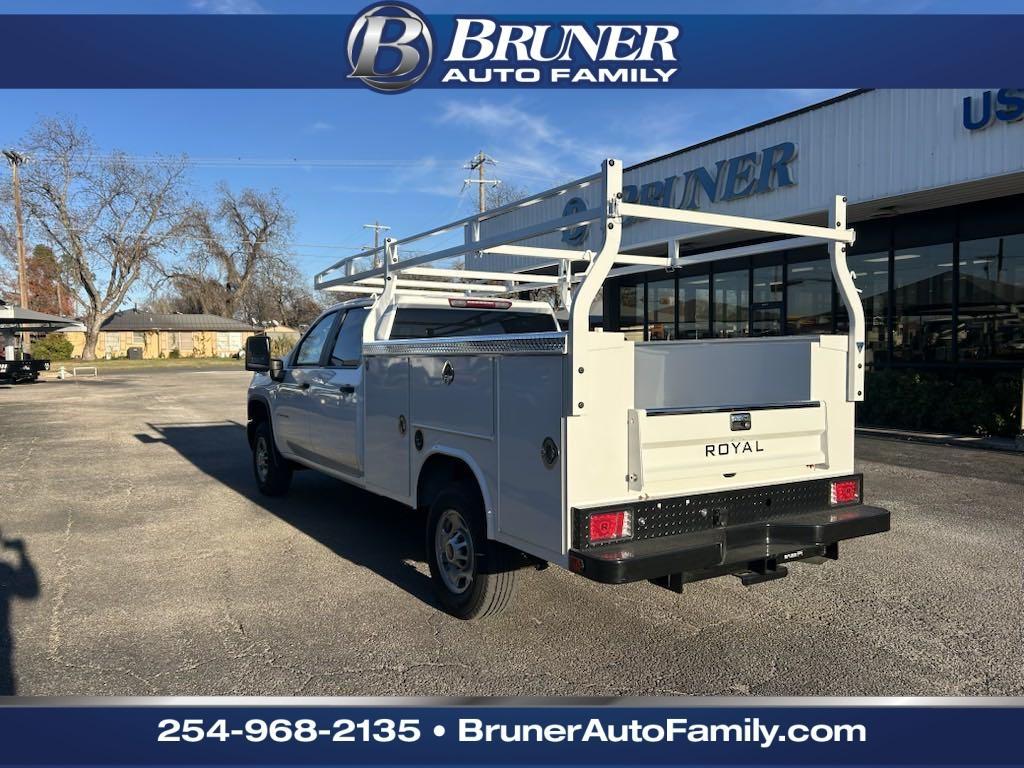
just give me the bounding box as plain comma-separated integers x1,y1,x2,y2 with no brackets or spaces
562,141,798,246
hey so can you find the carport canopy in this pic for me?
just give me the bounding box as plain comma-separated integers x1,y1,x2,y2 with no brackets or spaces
0,302,85,334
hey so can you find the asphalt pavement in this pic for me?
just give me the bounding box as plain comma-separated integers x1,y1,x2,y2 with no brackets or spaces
0,371,1021,696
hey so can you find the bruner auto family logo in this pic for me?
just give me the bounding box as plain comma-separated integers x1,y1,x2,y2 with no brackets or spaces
346,4,681,92
347,3,433,93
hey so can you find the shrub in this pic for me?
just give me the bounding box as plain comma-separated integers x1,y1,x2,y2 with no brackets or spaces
168,348,181,359
30,333,74,361
857,368,1022,437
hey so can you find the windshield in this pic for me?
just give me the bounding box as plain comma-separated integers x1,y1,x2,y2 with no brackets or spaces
389,308,557,339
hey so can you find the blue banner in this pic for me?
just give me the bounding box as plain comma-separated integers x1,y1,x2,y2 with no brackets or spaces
0,701,1021,765
0,12,1019,90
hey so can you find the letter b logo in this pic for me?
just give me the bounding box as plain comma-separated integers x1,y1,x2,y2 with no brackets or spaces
347,3,433,93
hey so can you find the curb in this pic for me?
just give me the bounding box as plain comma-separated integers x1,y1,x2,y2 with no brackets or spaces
856,428,1024,455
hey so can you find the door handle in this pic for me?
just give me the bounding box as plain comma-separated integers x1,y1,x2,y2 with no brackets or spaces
339,384,355,394
300,382,310,390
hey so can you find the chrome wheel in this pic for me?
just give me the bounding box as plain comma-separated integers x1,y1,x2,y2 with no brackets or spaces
255,436,270,483
435,508,474,595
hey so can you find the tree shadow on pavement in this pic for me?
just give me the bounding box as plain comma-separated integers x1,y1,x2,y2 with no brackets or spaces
0,534,40,694
135,421,436,609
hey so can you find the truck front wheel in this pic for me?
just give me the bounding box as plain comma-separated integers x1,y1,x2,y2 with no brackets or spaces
426,484,517,620
252,419,292,497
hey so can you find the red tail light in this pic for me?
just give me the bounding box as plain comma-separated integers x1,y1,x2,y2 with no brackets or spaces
589,510,632,543
830,478,860,505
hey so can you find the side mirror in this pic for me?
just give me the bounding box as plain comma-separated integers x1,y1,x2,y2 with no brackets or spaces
245,335,271,372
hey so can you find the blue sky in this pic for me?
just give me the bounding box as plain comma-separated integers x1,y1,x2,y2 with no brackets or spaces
1,0,1018,302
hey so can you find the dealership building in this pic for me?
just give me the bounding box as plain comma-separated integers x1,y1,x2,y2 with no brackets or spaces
476,88,1024,436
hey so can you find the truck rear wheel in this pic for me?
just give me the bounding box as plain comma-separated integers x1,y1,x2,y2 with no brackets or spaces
252,419,292,497
426,484,517,620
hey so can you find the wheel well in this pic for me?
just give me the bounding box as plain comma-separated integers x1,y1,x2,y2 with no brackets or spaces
417,454,483,513
246,399,270,448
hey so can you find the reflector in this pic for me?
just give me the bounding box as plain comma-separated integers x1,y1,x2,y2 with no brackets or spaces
830,478,860,505
589,510,632,543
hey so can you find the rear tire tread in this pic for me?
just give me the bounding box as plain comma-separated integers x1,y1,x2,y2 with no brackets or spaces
426,483,518,620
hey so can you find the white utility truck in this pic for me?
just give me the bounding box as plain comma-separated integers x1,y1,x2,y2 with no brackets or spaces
244,159,889,619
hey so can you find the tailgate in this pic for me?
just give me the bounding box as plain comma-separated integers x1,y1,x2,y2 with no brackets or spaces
627,402,827,493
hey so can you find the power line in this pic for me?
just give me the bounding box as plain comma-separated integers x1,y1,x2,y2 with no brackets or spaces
22,153,434,170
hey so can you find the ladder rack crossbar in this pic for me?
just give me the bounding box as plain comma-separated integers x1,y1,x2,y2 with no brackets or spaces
356,278,509,292
619,202,856,245
403,266,556,284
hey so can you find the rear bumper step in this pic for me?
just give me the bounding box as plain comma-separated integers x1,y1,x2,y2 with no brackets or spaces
569,504,890,585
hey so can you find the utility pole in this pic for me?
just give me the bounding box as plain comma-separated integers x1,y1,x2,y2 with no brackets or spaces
362,221,390,267
463,151,500,213
3,149,30,353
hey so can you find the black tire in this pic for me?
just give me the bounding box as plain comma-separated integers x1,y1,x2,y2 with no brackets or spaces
252,419,292,497
426,483,517,620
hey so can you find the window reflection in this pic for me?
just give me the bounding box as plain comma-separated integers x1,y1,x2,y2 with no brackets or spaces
958,234,1024,362
751,263,784,336
618,283,645,341
891,243,954,362
679,275,710,339
713,268,749,338
786,251,833,334
647,278,676,341
838,251,889,366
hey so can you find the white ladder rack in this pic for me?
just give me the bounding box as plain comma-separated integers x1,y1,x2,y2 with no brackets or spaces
313,158,864,403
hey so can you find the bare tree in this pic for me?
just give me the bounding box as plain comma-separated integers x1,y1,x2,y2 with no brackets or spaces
486,182,529,210
171,185,294,319
17,118,185,360
236,258,323,329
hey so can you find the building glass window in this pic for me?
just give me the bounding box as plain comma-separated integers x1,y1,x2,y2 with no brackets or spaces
752,263,784,304
678,274,710,339
958,233,1024,362
646,278,676,341
839,251,890,366
713,267,749,338
786,249,833,335
751,262,784,336
132,331,146,345
618,282,645,341
103,334,119,354
891,242,955,362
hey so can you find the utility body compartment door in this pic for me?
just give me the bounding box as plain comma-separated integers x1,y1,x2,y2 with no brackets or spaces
364,355,411,498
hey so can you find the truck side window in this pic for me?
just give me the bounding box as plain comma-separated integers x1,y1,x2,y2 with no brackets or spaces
329,308,369,367
293,312,337,366
389,308,557,338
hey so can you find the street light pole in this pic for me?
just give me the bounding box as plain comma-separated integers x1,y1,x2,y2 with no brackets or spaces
3,149,30,353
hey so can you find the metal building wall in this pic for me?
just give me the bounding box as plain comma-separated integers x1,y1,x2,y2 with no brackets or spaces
472,89,1024,273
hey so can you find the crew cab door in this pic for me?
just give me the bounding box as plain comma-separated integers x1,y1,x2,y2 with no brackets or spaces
305,307,368,476
274,310,339,457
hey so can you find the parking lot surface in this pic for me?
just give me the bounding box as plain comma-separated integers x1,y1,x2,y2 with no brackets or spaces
0,371,1021,696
